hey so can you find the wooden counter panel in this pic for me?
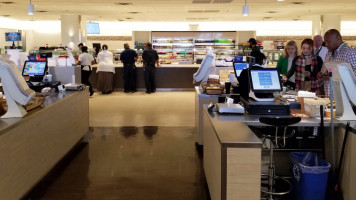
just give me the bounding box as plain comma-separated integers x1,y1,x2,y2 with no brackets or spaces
203,109,221,200
0,91,89,200
226,148,261,200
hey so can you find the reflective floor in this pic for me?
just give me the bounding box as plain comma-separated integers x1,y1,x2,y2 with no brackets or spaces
25,91,210,200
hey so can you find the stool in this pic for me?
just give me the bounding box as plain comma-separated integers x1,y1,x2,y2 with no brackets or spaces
259,116,301,200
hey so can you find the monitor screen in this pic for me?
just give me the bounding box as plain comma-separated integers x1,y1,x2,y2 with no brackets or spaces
87,22,100,34
233,62,249,77
22,61,48,76
249,68,282,93
5,32,21,41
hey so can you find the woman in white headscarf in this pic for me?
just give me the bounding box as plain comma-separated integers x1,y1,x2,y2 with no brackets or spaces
96,44,115,94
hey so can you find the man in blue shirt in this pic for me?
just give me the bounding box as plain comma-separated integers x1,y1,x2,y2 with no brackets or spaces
120,43,138,93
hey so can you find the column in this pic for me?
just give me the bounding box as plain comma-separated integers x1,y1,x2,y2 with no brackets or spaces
61,14,82,50
321,15,341,36
312,15,322,36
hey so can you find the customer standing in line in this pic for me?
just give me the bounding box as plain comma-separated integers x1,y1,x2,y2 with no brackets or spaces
77,46,95,96
276,40,299,90
317,29,356,96
142,42,159,94
284,38,323,93
120,43,138,93
313,35,328,62
247,38,260,55
96,44,115,94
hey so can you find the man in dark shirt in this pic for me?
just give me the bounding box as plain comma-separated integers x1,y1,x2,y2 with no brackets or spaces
120,43,138,93
142,42,159,94
248,38,260,55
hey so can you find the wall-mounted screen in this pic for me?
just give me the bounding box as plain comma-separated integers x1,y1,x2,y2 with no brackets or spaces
87,22,100,34
5,32,21,41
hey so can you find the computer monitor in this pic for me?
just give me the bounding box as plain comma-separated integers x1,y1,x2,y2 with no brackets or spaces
92,43,101,50
249,68,282,93
5,32,21,41
40,52,53,59
22,61,48,77
233,62,249,78
87,22,100,34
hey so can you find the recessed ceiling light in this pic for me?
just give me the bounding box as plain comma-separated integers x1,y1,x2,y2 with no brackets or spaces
277,0,285,2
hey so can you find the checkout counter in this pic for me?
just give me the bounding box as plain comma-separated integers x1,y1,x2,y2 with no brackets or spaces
196,63,356,199
0,60,89,199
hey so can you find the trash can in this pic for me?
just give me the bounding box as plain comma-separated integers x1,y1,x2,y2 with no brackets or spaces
290,152,331,200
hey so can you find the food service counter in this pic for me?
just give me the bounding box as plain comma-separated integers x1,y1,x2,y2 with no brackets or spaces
88,64,200,90
0,90,89,200
202,105,356,200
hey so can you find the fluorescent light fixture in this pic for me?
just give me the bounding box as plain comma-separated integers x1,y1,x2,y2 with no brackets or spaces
28,0,34,15
242,5,249,16
277,0,285,1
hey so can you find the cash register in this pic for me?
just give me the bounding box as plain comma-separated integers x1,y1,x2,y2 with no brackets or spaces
241,67,298,115
23,60,60,92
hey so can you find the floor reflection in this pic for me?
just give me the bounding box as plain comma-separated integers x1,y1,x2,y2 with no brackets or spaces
29,126,210,200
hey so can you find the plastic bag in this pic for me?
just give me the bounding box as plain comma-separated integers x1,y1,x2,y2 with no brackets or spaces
290,152,330,174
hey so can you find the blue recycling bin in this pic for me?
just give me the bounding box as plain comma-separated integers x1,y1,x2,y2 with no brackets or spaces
290,152,331,200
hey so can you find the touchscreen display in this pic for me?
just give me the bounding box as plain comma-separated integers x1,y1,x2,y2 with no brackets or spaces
250,69,281,91
22,61,47,76
234,62,249,77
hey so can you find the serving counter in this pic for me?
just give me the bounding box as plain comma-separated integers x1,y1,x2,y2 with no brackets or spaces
0,90,89,200
89,64,200,90
202,104,356,200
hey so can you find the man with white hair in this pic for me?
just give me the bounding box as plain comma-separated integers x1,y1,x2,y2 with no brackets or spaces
313,35,328,62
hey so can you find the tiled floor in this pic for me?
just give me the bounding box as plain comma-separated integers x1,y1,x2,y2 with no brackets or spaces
26,91,211,200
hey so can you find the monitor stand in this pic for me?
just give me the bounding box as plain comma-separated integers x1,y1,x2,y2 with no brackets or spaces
249,91,274,102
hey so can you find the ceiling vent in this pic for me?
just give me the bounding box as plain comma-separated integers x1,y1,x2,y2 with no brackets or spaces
204,10,219,13
212,0,233,3
0,1,14,4
188,10,204,13
116,2,132,6
36,10,48,13
290,2,303,5
266,11,276,13
192,0,211,4
186,17,209,20
1,15,10,17
128,12,140,14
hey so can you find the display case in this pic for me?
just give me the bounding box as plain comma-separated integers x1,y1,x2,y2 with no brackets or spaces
265,50,283,64
152,32,237,64
152,37,194,64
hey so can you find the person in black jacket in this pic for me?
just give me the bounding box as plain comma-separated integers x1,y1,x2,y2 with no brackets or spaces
248,38,260,55
120,43,138,93
238,51,267,97
142,42,159,94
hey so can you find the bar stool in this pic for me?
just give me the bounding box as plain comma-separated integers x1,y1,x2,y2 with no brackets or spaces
259,116,301,200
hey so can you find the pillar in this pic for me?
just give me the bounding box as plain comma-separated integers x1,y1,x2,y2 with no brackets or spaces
321,15,341,36
312,16,322,36
61,14,82,50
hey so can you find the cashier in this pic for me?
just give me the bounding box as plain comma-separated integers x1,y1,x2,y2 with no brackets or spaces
238,51,267,97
